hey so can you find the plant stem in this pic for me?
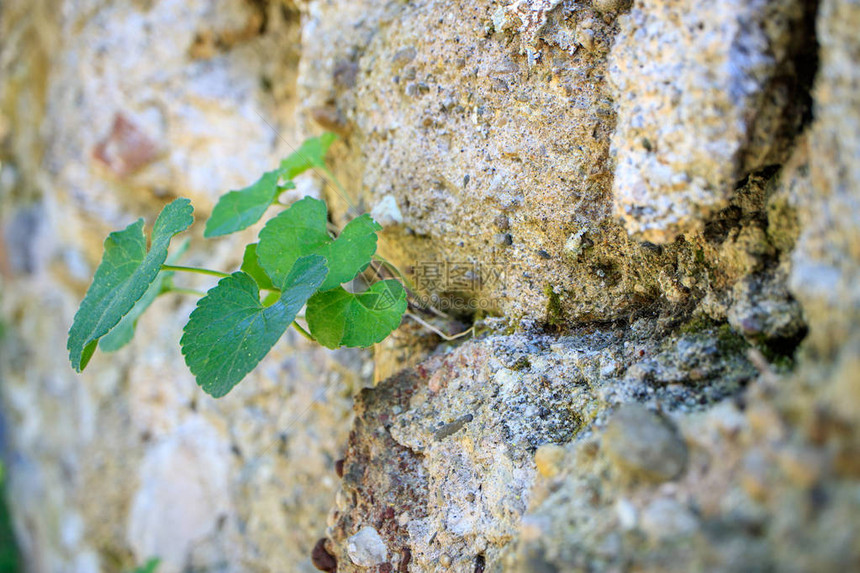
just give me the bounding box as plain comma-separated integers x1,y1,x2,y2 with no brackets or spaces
163,287,206,297
291,321,314,341
371,256,455,320
372,254,416,292
161,264,230,279
320,166,351,205
405,312,474,342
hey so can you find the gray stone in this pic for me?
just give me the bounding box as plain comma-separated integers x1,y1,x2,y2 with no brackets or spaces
602,404,688,483
728,273,807,345
639,498,700,541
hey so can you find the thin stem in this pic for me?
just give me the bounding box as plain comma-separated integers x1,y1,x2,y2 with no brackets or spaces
372,254,416,292
161,264,230,279
405,312,474,342
320,166,350,203
163,287,206,297
415,302,453,321
271,185,296,206
291,321,314,341
371,256,455,320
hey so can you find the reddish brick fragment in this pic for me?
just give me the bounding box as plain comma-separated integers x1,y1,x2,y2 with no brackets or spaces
92,113,161,177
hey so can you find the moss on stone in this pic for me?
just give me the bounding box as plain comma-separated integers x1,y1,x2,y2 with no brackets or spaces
544,284,566,329
716,323,750,354
679,314,719,335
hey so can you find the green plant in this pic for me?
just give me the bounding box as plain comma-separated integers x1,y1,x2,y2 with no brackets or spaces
0,462,20,573
67,134,407,397
129,557,160,573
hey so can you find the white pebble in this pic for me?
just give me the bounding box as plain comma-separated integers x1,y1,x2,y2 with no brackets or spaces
348,526,389,567
371,194,404,226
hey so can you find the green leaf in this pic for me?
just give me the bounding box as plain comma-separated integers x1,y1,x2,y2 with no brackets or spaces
240,243,274,291
306,280,407,349
180,255,328,398
97,277,160,352
279,133,338,179
204,131,337,239
204,170,282,238
99,239,190,352
129,558,160,573
67,198,194,371
257,196,381,291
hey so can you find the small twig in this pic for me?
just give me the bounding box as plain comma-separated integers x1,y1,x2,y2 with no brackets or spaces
373,254,416,292
370,256,454,320
405,311,474,342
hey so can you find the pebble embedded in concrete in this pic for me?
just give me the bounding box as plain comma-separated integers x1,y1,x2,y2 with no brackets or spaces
639,497,699,541
615,497,638,530
563,228,591,259
370,194,404,227
602,404,688,483
347,526,389,567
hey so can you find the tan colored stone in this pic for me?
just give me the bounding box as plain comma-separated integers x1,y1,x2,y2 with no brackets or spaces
534,444,567,478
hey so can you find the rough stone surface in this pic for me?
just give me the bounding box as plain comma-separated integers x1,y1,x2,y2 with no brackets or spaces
602,403,687,483
325,326,757,571
127,418,231,567
0,0,858,571
609,0,814,242
789,0,860,358
298,0,817,330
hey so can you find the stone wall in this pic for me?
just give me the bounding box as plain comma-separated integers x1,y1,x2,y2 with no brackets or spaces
1,2,367,571
1,0,858,572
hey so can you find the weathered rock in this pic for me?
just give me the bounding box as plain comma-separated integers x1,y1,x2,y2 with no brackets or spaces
297,0,691,325
609,0,813,242
1,0,859,571
727,271,807,349
639,497,699,542
322,324,759,571
369,194,404,227
789,0,860,357
591,0,633,14
127,418,231,567
534,444,567,478
602,404,688,483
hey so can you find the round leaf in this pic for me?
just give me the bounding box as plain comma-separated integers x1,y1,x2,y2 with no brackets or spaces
180,255,328,397
306,280,407,349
